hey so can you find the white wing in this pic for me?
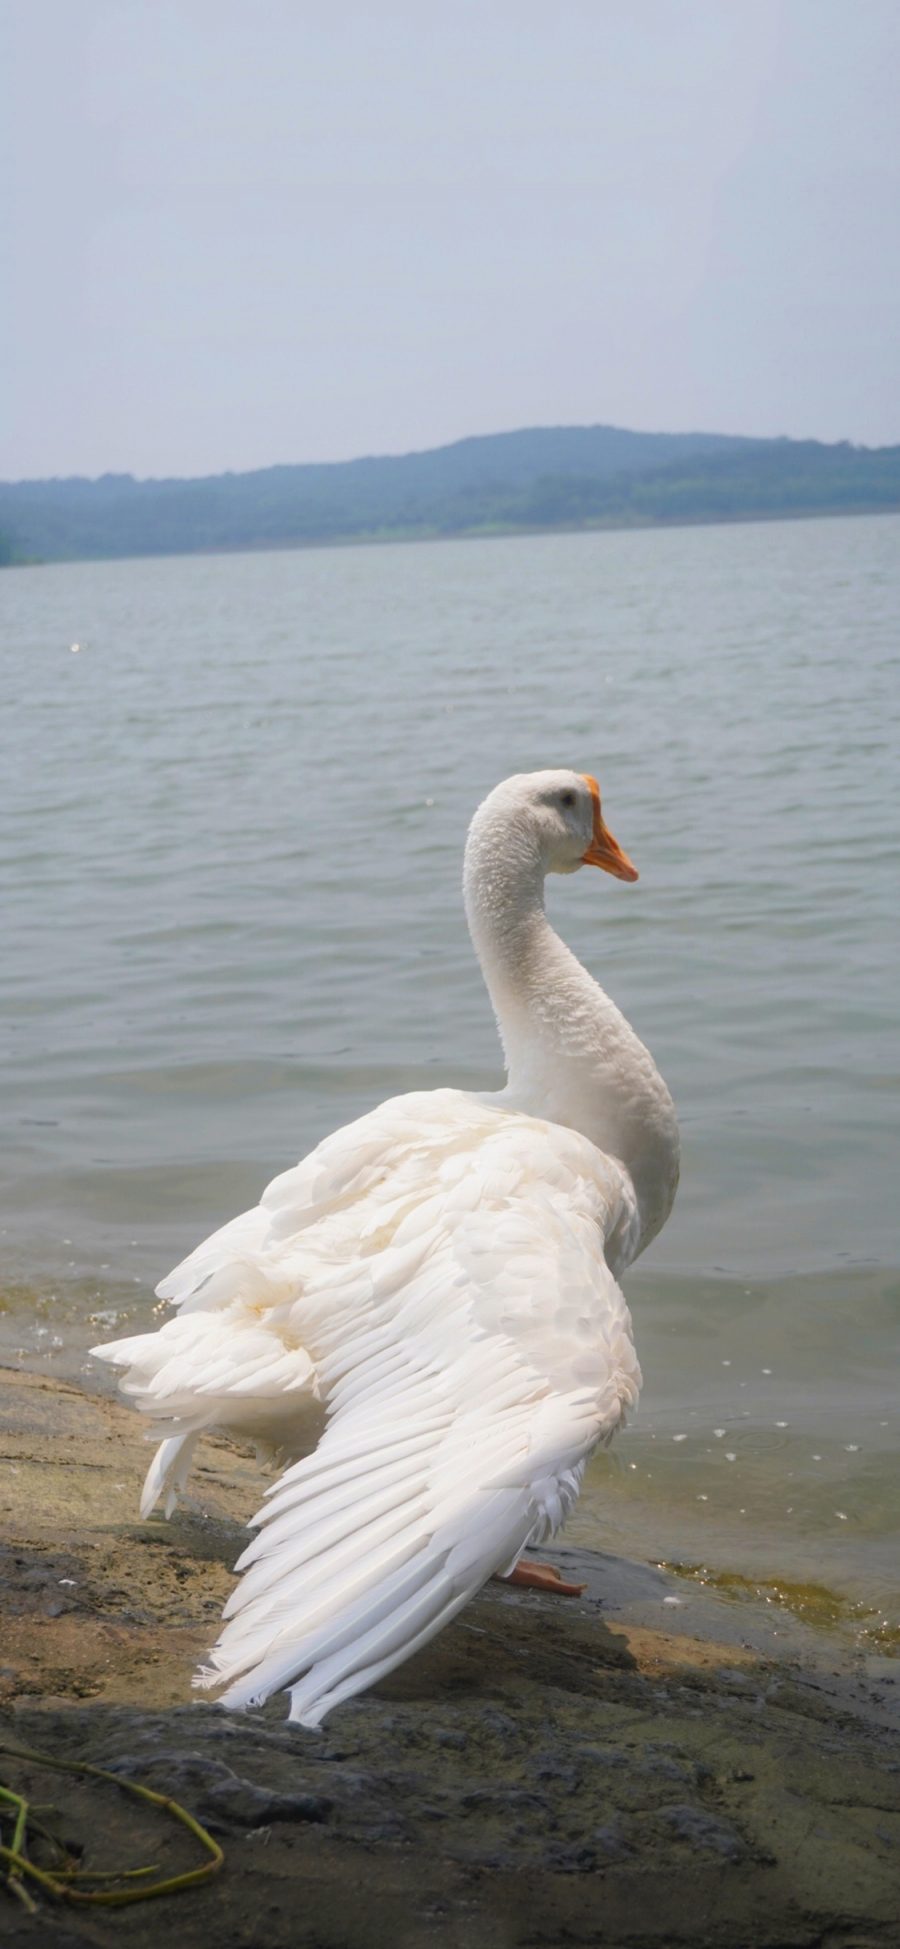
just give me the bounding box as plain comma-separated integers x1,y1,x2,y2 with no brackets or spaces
177,1089,642,1725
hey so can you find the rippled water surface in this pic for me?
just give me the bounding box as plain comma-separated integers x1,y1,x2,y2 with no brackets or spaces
2,516,898,1620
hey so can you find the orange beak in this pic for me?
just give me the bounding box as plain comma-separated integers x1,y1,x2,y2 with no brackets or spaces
581,774,639,881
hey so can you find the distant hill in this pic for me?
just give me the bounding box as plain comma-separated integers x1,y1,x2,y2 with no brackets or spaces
1,423,898,564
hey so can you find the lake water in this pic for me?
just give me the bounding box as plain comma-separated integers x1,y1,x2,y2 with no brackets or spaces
2,515,898,1638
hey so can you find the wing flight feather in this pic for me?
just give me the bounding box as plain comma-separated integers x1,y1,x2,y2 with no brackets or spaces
186,1090,640,1724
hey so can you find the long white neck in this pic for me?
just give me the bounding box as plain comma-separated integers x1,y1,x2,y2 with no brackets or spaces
463,800,679,1252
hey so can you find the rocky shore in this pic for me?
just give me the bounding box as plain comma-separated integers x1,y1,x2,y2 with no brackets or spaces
1,1363,898,1947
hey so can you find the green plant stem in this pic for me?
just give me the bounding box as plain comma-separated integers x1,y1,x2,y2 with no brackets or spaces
0,1743,224,1908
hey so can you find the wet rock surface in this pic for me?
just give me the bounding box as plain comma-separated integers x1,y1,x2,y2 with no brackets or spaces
1,1365,898,1947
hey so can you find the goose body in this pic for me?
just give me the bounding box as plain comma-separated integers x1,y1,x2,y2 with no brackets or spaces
94,770,678,1725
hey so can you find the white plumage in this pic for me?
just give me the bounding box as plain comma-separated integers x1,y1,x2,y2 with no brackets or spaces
94,769,678,1725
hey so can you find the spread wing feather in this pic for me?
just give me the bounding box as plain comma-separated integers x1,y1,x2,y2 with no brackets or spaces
95,1090,641,1723
198,1092,639,1723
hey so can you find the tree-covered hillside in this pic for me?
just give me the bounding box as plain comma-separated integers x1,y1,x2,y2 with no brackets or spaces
1,424,897,564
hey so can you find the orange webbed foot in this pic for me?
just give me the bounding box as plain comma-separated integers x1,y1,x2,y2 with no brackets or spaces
497,1560,586,1597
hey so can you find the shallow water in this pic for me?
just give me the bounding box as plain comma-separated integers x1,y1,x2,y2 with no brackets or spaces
2,515,898,1619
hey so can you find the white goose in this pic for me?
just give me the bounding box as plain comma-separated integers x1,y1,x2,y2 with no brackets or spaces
94,771,679,1726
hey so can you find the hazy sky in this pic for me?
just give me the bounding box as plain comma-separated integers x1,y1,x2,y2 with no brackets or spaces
3,0,899,479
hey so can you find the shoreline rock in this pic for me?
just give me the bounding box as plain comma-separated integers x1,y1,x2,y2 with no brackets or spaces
1,1364,898,1946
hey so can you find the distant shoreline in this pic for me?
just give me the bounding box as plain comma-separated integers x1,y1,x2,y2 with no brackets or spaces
3,496,898,571
3,420,898,567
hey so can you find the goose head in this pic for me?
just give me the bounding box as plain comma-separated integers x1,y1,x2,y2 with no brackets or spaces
468,769,638,882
